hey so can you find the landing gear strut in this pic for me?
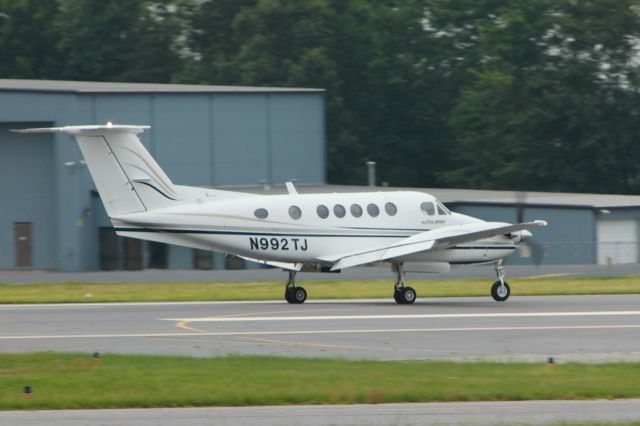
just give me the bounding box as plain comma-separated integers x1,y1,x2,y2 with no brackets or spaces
393,263,416,304
491,260,510,302
284,270,307,304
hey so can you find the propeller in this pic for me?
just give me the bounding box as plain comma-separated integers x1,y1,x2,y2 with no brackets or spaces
511,191,546,267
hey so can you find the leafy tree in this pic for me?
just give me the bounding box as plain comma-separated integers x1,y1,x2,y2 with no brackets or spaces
0,0,61,78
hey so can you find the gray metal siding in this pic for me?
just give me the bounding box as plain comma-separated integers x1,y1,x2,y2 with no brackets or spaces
153,94,211,185
270,94,325,183
0,124,56,269
213,94,270,185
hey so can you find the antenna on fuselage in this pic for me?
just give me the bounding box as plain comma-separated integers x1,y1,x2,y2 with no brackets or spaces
285,181,298,195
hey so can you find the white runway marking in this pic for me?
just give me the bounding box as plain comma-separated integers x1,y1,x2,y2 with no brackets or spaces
0,324,639,340
163,310,640,322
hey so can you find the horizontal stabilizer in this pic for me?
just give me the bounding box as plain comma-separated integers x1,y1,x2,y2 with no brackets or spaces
11,124,149,135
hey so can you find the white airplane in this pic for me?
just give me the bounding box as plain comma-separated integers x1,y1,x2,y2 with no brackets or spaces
14,124,547,304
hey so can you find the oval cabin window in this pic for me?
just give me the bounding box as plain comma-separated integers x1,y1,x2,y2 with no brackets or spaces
385,202,398,216
367,203,380,217
254,208,269,219
350,204,363,217
289,205,302,220
333,204,346,218
317,205,329,219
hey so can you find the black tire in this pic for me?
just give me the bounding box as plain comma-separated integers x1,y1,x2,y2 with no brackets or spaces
394,289,403,304
285,288,295,304
400,287,417,304
292,287,307,304
491,281,510,302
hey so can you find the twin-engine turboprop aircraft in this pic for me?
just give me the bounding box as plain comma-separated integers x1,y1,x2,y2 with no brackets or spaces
14,124,547,304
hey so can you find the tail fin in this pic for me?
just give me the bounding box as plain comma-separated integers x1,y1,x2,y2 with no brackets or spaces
12,124,180,217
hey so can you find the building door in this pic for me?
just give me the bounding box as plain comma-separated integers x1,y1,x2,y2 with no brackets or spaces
193,249,213,270
123,238,143,270
14,222,32,266
147,242,168,269
99,227,120,270
597,219,638,264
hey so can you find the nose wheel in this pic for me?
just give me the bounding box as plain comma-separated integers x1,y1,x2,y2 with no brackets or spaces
284,270,307,304
393,263,416,304
491,260,510,302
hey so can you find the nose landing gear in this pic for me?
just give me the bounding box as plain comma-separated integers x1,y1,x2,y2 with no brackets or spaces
393,263,417,304
284,270,307,304
491,260,510,302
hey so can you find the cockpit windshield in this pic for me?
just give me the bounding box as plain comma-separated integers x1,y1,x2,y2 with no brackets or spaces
435,200,450,215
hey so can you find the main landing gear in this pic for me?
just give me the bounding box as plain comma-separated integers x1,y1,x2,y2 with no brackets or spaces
392,263,416,304
284,270,307,304
491,260,511,302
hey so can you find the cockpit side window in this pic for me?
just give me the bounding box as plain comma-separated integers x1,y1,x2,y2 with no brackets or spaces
420,202,435,216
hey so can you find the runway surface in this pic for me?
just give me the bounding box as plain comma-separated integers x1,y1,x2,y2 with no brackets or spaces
2,400,640,425
1,294,639,361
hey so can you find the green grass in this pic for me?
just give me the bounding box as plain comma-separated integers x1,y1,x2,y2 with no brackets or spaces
0,275,639,303
1,353,640,410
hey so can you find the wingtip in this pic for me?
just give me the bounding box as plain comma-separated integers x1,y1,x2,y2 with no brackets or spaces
535,220,549,227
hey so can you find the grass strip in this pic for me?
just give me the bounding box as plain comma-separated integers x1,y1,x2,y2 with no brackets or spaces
1,353,640,410
0,275,638,303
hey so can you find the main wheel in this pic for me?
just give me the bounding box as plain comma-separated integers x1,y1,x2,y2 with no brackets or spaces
287,287,307,304
491,281,510,302
394,289,403,304
399,287,416,304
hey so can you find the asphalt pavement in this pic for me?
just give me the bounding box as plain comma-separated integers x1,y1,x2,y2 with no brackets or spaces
2,400,640,426
1,294,639,362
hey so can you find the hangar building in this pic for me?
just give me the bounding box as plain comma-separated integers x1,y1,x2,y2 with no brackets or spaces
0,79,325,272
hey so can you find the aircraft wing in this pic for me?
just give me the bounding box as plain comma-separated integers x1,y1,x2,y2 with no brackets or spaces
324,220,548,271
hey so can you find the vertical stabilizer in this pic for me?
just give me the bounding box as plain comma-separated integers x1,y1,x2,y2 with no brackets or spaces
12,124,180,217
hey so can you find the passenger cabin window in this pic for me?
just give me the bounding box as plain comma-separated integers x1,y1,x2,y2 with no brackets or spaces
350,204,363,217
289,205,302,220
334,204,346,218
367,203,380,217
420,202,435,216
254,208,268,219
385,202,397,216
317,205,329,219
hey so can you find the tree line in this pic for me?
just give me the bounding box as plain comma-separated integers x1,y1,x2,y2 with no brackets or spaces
2,0,640,193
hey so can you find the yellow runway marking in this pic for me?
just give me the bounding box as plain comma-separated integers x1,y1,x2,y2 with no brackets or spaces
175,320,208,333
